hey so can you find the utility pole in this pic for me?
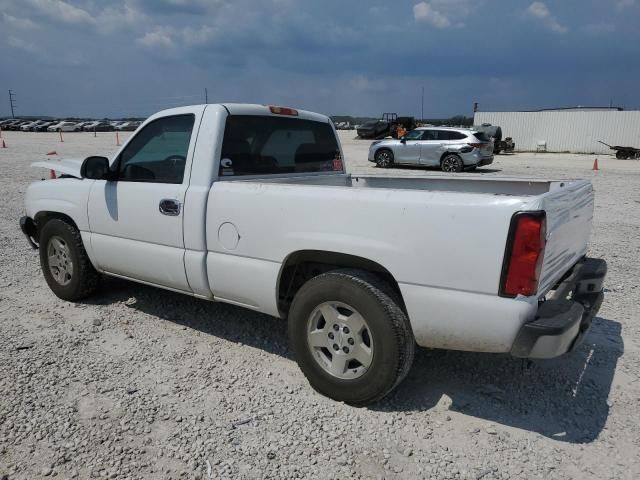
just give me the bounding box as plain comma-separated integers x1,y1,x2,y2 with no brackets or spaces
8,90,16,118
421,86,424,122
205,88,208,104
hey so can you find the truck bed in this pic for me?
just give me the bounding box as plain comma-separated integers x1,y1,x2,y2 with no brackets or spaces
213,173,593,300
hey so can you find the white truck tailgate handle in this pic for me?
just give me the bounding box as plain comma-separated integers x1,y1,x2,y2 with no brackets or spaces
159,199,181,216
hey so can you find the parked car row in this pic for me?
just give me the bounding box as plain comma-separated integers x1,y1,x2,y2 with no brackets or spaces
0,118,142,132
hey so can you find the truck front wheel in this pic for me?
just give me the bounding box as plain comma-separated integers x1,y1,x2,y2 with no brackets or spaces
288,270,415,406
39,219,100,301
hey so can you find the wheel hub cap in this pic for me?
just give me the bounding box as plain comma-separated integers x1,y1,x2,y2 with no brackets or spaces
47,235,73,286
307,301,374,379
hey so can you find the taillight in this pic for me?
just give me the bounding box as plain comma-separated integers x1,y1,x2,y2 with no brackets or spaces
500,212,546,297
269,106,298,116
467,143,485,148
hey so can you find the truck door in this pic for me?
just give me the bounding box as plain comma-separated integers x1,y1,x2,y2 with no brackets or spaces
87,113,198,292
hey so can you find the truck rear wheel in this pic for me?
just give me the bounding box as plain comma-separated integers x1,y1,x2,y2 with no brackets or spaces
288,269,415,405
39,219,100,301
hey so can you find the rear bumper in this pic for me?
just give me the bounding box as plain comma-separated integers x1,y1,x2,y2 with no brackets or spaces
511,257,607,359
460,150,493,166
476,156,494,167
19,216,38,249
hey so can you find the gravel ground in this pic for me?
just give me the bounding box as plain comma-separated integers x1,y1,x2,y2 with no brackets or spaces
0,129,639,480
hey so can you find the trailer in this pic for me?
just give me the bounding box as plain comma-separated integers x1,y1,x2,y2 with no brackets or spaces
598,141,640,160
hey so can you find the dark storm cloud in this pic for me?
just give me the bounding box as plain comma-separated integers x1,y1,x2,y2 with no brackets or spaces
0,0,638,118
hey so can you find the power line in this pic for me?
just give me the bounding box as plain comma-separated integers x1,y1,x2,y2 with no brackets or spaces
9,90,16,118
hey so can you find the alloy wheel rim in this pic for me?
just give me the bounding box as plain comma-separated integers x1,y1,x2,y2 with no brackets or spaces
306,301,374,380
47,236,73,286
443,157,459,171
378,153,390,166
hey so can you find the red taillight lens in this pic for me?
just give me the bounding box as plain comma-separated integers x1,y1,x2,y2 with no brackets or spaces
269,106,298,116
467,143,485,148
500,212,546,297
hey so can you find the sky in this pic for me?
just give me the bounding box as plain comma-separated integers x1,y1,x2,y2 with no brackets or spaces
1,0,639,118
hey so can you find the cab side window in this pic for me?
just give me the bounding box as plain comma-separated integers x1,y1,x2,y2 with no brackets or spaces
117,114,195,184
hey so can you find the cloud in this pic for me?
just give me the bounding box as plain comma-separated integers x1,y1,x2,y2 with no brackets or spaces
1,13,37,29
182,25,216,46
98,3,146,32
132,0,214,15
25,0,96,25
413,1,474,28
616,0,636,10
136,24,218,50
583,23,615,35
137,28,175,48
6,35,38,53
525,2,567,33
413,2,451,28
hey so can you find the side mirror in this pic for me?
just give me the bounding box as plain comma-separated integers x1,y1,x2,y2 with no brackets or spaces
400,137,407,144
80,156,110,180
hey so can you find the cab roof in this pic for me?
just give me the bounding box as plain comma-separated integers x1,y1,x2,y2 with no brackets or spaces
152,103,330,124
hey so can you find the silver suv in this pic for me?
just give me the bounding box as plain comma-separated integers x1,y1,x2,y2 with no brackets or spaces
368,127,494,172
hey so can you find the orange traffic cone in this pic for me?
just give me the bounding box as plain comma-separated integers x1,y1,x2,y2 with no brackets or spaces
49,169,57,179
1,139,6,148
593,158,599,171
46,150,57,156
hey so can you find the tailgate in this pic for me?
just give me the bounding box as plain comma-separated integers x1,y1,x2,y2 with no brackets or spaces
536,180,594,296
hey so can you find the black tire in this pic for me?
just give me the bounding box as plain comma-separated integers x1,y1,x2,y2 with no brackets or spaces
288,269,415,406
441,153,463,172
616,150,628,160
39,219,100,301
374,149,394,168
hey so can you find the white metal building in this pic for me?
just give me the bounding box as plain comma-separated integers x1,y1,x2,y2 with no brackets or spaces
474,109,640,154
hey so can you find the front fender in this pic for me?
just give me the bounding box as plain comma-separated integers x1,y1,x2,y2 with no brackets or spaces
25,179,93,231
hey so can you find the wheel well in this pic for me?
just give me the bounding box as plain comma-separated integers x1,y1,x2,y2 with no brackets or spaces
439,151,460,164
33,212,79,241
277,250,405,317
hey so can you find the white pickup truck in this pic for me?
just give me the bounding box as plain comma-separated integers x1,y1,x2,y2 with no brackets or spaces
20,104,606,405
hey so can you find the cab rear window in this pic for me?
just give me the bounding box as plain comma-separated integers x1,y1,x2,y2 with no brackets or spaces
220,116,341,176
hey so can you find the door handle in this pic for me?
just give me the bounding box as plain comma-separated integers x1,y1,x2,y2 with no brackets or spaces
159,199,181,216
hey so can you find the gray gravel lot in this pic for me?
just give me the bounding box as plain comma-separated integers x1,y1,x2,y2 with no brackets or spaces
1,129,639,479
